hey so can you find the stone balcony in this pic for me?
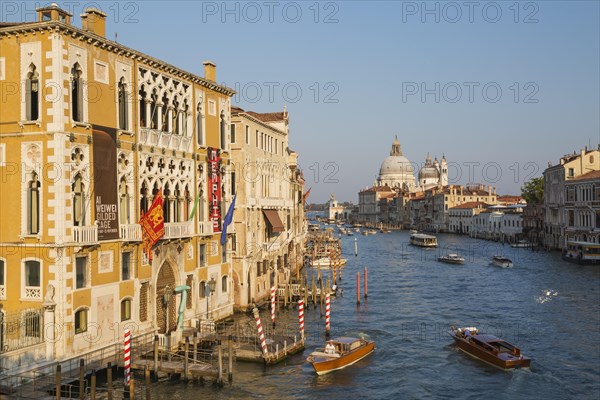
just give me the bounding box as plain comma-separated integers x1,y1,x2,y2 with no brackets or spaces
139,127,192,152
164,221,194,239
198,221,215,236
120,223,142,241
73,225,98,244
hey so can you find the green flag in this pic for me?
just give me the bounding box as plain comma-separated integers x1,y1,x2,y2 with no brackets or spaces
188,191,201,221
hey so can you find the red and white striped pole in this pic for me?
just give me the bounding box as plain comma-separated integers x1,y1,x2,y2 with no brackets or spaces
252,307,268,355
356,272,361,305
298,299,305,339
364,267,368,298
123,328,131,384
325,293,331,337
270,286,276,328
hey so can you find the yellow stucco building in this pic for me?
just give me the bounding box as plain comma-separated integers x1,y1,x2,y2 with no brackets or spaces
0,5,236,372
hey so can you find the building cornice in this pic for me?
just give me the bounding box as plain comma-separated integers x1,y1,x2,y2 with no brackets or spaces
0,21,236,97
231,112,287,136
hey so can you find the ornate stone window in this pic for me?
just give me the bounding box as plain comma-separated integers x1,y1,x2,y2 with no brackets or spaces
75,308,88,334
72,174,85,226
25,64,39,121
22,260,41,300
27,172,40,234
118,77,129,130
71,63,83,122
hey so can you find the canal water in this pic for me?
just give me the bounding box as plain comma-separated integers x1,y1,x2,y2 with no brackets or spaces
150,230,600,399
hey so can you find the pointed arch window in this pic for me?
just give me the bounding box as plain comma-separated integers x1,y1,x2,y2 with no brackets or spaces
118,78,129,130
163,184,171,223
150,90,159,129
161,93,170,132
173,184,181,223
181,100,189,136
139,86,147,127
72,174,85,226
220,111,227,150
71,63,83,122
197,102,204,146
119,178,131,224
172,98,180,135
140,181,149,216
25,64,39,121
27,172,40,234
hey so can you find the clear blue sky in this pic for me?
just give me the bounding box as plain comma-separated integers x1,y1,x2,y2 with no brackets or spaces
5,1,599,203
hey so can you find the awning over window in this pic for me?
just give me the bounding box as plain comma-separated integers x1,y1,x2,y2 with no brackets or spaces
263,210,285,233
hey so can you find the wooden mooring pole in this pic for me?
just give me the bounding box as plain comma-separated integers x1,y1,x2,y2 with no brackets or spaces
79,359,84,400
356,272,361,305
184,337,189,382
55,364,61,400
107,362,113,400
90,370,96,400
228,335,233,382
153,335,159,377
145,366,151,400
217,345,224,386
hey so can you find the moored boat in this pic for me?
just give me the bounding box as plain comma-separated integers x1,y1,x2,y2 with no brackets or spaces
511,240,532,248
438,253,465,264
307,337,375,375
491,255,513,268
311,257,347,268
449,326,531,369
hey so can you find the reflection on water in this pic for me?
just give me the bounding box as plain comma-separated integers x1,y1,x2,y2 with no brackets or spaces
151,231,600,399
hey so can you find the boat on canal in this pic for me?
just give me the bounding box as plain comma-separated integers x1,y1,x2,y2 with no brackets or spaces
409,233,438,247
511,240,532,248
311,257,347,268
307,337,375,375
491,255,513,268
449,326,531,369
438,253,465,264
562,240,600,265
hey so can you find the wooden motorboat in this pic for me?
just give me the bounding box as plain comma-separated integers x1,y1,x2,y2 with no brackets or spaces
311,257,347,268
511,240,531,248
449,327,530,369
307,337,375,375
491,255,513,268
438,253,465,264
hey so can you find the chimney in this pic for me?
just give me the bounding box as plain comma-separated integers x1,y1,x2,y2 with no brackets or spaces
81,8,107,37
37,3,72,24
203,61,216,81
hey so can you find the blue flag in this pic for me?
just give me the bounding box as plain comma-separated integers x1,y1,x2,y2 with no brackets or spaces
220,194,236,245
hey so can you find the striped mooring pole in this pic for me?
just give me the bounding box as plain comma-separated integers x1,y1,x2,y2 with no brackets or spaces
325,293,331,337
298,299,305,339
270,286,276,328
252,307,269,355
356,272,361,305
124,328,131,384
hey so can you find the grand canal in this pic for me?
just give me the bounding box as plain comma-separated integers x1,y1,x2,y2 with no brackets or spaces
151,230,600,399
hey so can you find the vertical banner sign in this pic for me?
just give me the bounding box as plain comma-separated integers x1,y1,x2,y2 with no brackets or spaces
92,127,119,240
207,147,222,232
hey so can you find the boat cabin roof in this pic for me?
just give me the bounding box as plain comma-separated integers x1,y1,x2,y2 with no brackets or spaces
332,337,362,345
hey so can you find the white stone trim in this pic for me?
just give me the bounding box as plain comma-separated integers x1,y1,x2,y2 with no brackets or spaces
0,57,5,80
21,258,43,301
98,251,114,273
93,59,109,84
46,32,68,132
0,143,5,166
21,142,43,237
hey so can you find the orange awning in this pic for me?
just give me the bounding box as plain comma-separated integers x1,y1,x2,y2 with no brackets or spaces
263,210,285,233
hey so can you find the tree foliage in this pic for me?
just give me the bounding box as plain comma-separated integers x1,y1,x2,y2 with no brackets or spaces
521,177,544,204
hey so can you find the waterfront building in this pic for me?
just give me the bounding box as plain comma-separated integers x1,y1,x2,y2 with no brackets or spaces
357,186,394,224
229,106,306,309
523,203,545,246
327,194,350,222
543,147,600,249
563,170,600,244
448,202,488,234
0,5,235,372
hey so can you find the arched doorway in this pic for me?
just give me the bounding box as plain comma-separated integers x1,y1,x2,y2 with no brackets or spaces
156,262,177,334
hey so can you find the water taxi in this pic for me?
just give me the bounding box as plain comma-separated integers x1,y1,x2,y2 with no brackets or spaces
409,233,438,247
311,257,347,268
511,240,532,248
438,253,465,264
449,326,531,369
562,241,600,265
307,337,375,375
491,255,513,268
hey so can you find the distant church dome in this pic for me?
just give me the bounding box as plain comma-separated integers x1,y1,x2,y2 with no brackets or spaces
377,136,416,190
418,154,439,180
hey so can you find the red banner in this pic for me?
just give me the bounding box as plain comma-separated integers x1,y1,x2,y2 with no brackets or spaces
139,190,165,261
208,147,222,232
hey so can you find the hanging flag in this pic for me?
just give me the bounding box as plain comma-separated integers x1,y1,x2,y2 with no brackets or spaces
303,187,312,203
139,190,165,261
188,190,201,221
220,194,237,245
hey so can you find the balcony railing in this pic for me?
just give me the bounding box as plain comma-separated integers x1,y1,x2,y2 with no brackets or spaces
139,127,192,152
120,223,142,241
24,286,42,300
263,241,281,252
73,225,98,244
199,221,215,236
164,221,193,239
0,285,5,299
